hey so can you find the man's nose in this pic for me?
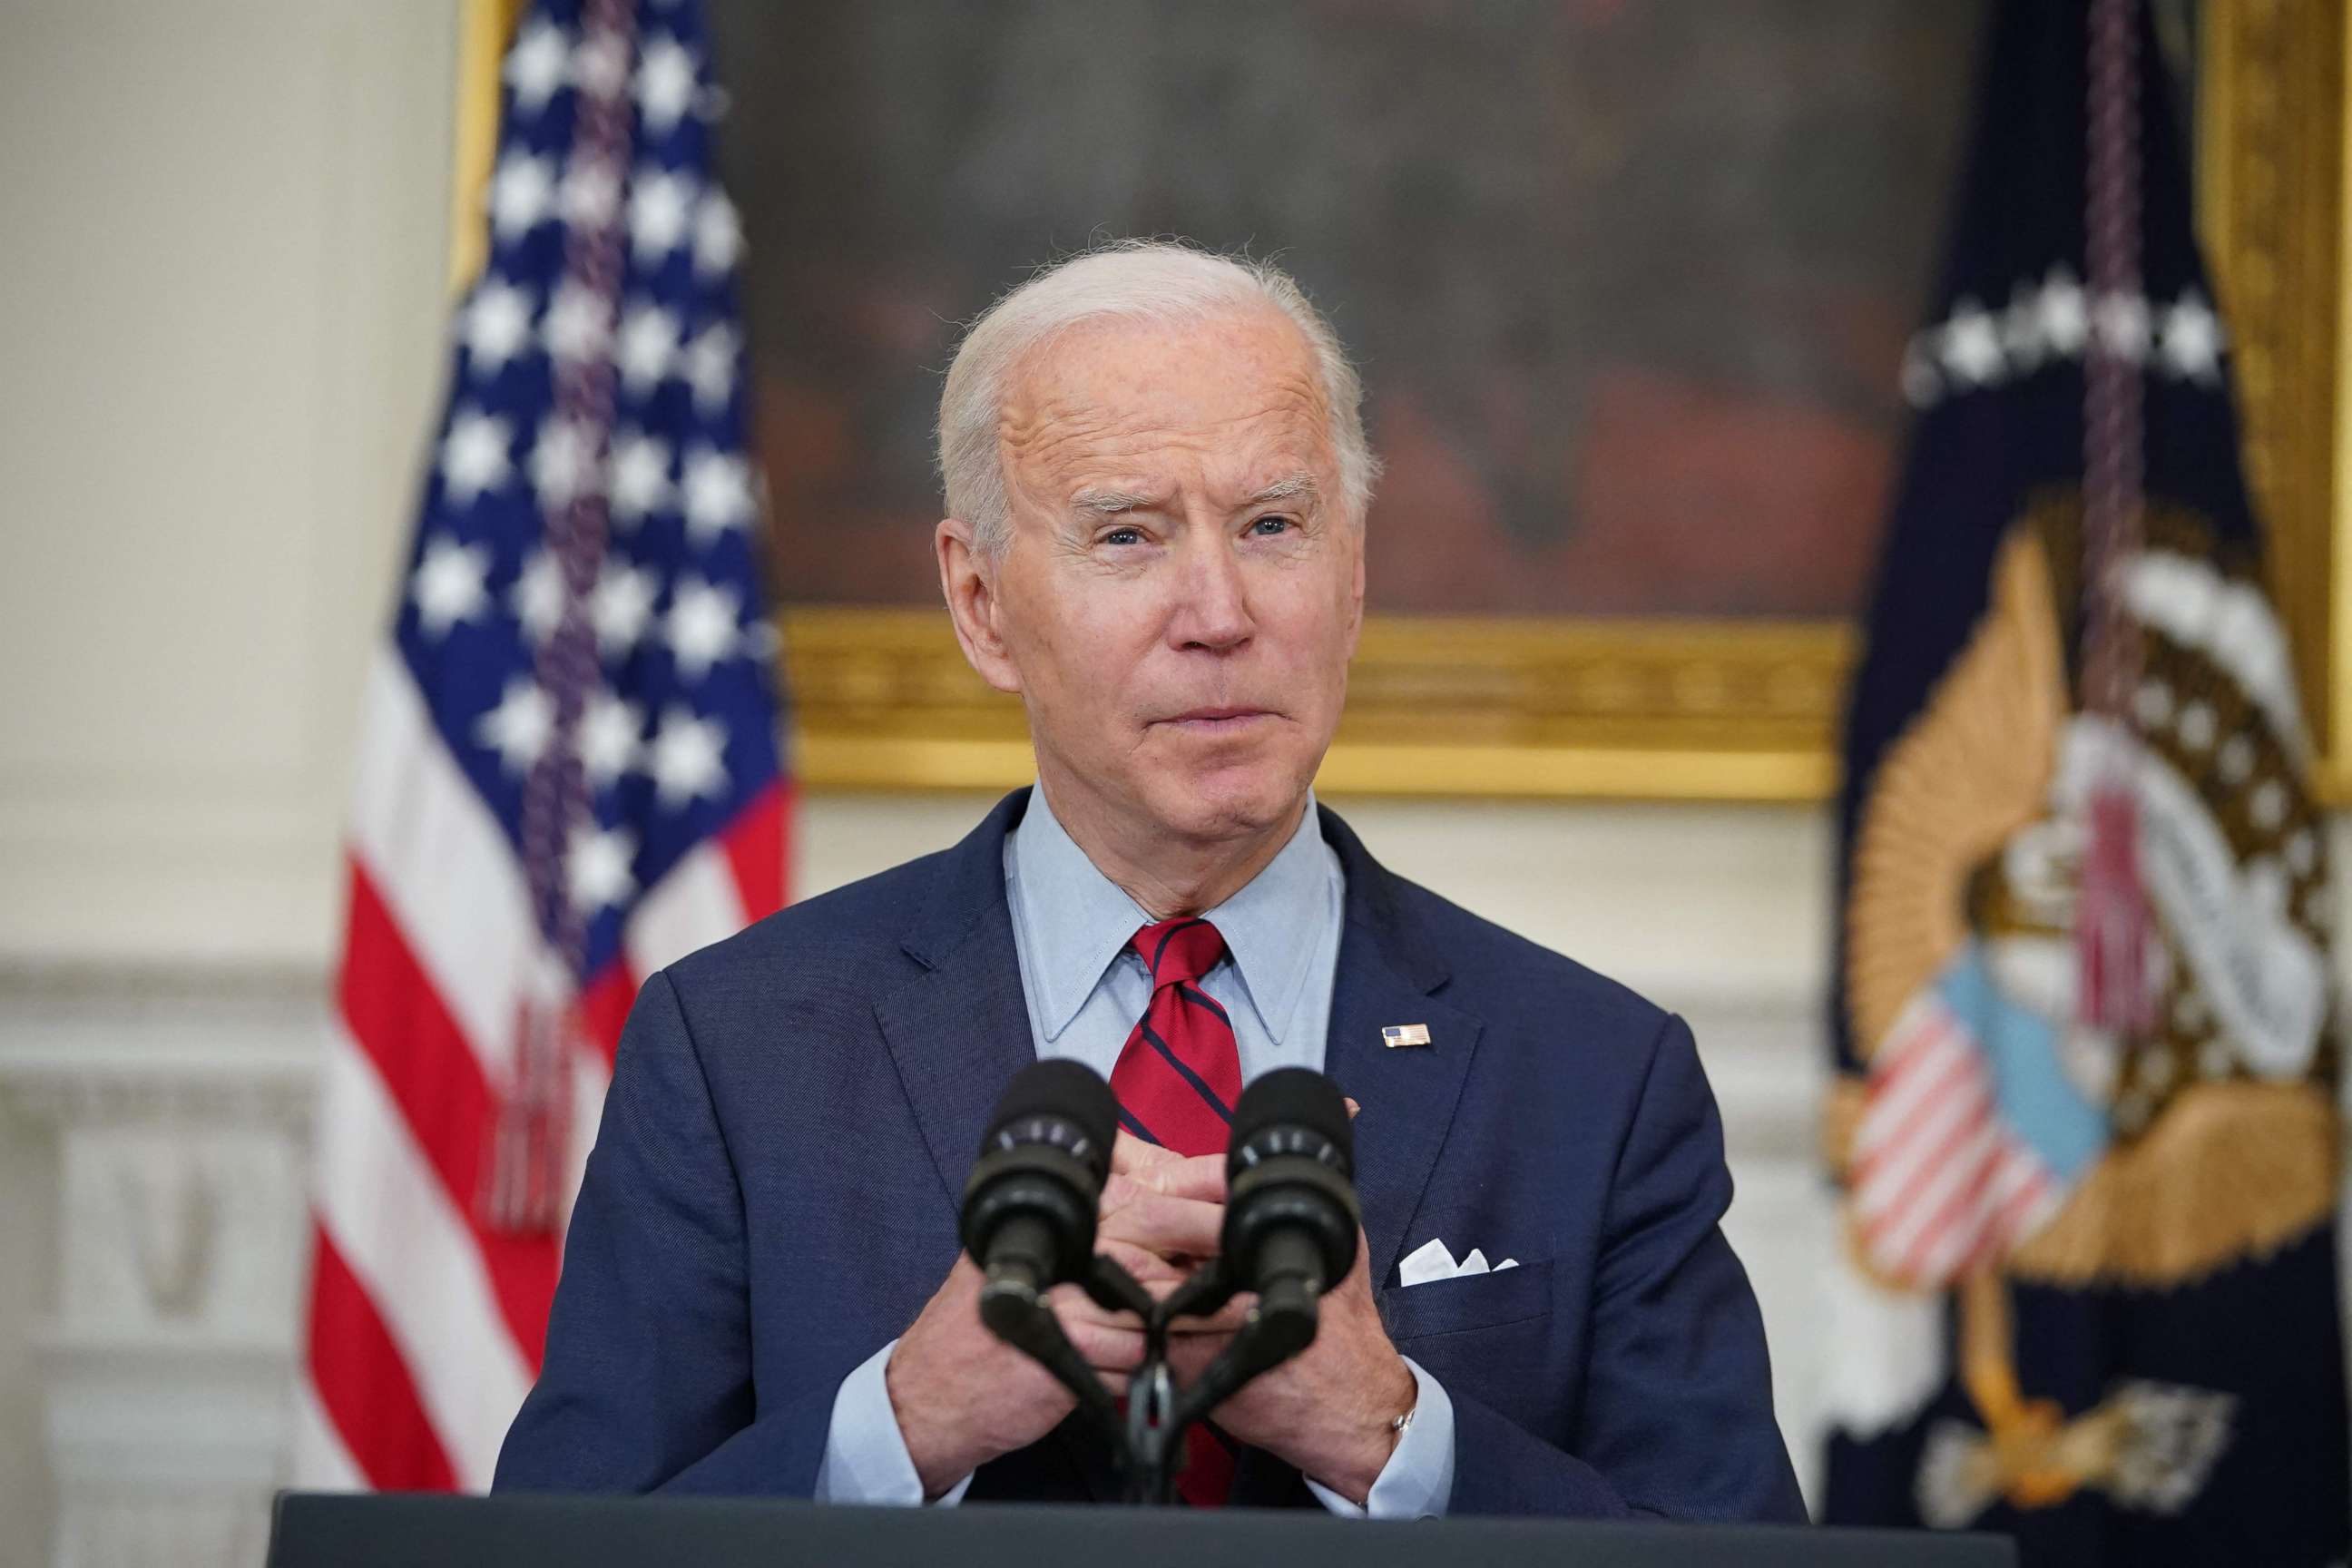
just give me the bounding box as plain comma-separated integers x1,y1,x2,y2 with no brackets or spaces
1168,529,1253,652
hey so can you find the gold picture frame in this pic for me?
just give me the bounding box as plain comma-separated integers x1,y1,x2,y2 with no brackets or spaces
453,2,2349,802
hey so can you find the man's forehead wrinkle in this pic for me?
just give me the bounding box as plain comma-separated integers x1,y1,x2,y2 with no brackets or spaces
995,324,1339,528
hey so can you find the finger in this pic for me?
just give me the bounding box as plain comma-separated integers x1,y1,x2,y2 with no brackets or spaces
1111,1130,1183,1177
1099,1157,1225,1215
1345,1097,1360,1120
1161,1293,1255,1334
1146,1152,1227,1202
1346,1226,1376,1288
1047,1281,1146,1329
1060,1318,1148,1373
1096,1237,1191,1288
1096,1191,1223,1261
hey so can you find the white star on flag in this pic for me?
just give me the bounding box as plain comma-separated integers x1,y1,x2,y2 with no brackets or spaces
635,34,698,134
503,18,570,115
666,575,742,679
628,168,697,262
2158,291,2225,383
566,820,637,915
609,430,674,526
440,408,514,505
458,279,536,376
680,447,754,543
569,27,631,103
544,279,613,368
488,152,555,240
1937,299,2004,387
615,300,680,394
531,416,603,510
2036,267,2089,356
681,321,740,414
577,689,645,789
590,560,660,656
512,549,564,643
475,677,554,774
411,537,492,637
560,153,623,231
647,705,730,807
692,191,743,277
1998,281,2046,371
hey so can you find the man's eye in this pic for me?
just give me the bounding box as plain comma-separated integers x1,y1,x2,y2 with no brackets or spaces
1249,514,1294,537
1102,526,1144,547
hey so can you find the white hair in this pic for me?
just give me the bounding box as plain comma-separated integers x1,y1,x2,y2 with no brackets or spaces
936,239,1381,557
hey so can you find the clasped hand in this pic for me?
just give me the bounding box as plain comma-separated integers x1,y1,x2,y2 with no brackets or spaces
886,1119,1415,1504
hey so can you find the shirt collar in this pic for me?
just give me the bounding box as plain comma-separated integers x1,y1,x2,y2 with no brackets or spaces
1008,784,1331,1044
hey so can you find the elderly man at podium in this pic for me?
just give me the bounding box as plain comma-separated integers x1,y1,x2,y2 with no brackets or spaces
495,240,1806,1521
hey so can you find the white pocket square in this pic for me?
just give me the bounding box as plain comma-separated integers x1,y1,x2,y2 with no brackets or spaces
1398,1237,1520,1288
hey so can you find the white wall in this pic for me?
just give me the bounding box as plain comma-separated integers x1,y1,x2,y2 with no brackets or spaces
0,1,454,970
0,0,2049,1561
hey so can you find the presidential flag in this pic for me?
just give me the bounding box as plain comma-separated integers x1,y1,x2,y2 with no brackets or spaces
296,0,790,1491
1824,0,2346,1562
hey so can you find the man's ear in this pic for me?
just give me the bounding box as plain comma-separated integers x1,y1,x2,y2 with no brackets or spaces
1343,518,1367,658
937,518,1023,695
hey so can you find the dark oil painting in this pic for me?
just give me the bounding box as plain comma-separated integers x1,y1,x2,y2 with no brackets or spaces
706,1,1987,620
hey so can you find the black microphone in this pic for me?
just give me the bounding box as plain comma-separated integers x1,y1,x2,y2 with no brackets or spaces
1220,1067,1360,1324
959,1058,1118,1302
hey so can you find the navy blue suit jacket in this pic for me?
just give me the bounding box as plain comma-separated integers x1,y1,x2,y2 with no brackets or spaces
495,789,1805,1519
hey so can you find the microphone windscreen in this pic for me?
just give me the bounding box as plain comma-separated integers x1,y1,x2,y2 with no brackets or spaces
982,1058,1119,1181
1227,1067,1353,1173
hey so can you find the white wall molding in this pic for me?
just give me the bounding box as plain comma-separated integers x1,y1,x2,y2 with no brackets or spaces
0,965,327,1568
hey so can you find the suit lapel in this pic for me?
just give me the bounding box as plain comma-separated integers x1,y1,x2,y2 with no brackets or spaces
1316,808,1485,1293
873,790,1040,1218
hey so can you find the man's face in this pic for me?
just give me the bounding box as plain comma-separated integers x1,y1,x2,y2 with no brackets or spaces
947,309,1365,847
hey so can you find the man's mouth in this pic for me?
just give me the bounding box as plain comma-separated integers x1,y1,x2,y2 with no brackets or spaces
1158,706,1275,733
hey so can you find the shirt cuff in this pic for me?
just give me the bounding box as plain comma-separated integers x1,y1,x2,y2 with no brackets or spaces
1301,1356,1455,1519
813,1338,975,1506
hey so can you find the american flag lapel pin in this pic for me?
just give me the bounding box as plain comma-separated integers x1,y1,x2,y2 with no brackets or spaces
1381,1024,1432,1049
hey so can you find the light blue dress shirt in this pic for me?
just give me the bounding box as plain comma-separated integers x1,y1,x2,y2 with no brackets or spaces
815,786,1455,1516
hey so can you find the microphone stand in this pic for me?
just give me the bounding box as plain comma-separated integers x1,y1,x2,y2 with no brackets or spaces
977,1250,1328,1504
1120,1248,1326,1505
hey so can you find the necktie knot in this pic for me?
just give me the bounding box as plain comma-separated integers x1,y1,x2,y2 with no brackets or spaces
1132,917,1226,989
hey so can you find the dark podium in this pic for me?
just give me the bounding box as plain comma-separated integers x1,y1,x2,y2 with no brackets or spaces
269,1492,2016,1568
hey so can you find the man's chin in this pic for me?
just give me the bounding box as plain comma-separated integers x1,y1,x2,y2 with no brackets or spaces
1147,758,1312,840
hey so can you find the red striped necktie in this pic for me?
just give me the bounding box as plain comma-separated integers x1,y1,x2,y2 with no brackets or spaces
1107,916,1242,1505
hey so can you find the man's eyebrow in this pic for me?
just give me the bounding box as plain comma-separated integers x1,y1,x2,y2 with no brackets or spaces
1242,474,1319,508
1069,486,1163,515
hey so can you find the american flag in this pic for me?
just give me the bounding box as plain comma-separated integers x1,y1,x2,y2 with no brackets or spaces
296,0,789,1491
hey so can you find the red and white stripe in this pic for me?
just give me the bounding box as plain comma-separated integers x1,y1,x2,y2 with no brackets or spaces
1851,993,2063,1289
294,650,787,1491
